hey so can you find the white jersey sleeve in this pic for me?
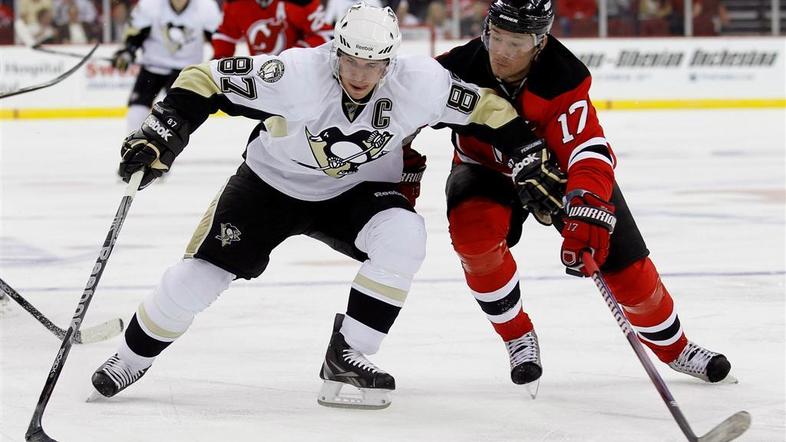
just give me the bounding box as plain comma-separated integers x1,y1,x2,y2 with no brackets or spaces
391,55,522,133
198,0,222,33
129,0,156,30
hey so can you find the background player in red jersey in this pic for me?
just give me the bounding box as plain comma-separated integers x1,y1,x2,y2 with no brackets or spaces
210,0,332,58
434,0,733,388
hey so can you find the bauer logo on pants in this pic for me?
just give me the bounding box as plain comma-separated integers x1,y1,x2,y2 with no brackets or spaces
216,223,241,247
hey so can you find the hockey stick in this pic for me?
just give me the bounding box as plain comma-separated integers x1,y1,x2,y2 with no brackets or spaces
0,277,123,344
580,251,751,442
0,43,98,100
31,43,174,72
31,43,112,62
25,170,144,442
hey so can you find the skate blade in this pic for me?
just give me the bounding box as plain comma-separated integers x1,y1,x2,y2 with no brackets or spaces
718,373,739,385
524,379,540,400
86,389,109,403
317,380,392,410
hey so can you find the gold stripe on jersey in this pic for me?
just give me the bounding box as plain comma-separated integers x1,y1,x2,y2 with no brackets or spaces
264,115,288,137
172,63,220,98
137,303,184,340
353,273,408,304
468,88,520,129
184,183,224,257
123,26,142,40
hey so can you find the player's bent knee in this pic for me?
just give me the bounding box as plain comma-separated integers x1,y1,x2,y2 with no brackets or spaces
449,199,511,275
147,258,234,322
358,208,426,276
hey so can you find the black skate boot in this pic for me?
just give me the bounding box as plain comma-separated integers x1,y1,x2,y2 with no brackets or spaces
90,353,150,398
506,330,542,385
318,313,395,409
505,330,542,399
668,341,733,383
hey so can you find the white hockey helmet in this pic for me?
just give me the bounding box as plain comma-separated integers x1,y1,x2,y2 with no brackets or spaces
333,3,402,61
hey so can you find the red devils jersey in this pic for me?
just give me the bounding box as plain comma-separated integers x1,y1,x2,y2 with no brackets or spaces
211,0,332,58
437,37,616,200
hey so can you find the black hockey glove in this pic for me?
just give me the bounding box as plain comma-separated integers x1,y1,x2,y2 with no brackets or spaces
119,102,190,189
509,139,567,226
111,47,136,72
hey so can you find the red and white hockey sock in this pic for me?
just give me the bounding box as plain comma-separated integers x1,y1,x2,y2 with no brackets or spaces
449,199,534,342
604,257,687,363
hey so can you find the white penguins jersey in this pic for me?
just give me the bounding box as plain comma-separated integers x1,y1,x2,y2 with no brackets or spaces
172,42,521,201
131,0,222,73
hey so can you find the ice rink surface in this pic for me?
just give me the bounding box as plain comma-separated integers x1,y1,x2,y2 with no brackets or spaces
1,108,784,441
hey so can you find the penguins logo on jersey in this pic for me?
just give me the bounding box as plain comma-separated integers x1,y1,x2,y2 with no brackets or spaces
162,23,196,53
297,127,393,178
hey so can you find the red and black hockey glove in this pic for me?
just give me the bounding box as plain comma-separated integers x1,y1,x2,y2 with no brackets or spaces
119,102,190,189
560,189,616,277
398,144,427,207
509,139,566,225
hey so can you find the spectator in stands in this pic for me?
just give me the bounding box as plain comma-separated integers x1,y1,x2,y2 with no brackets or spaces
17,0,52,26
395,0,422,26
425,0,451,38
607,0,636,36
0,0,13,44
638,0,672,35
556,0,597,36
460,0,486,38
28,7,58,43
110,1,130,42
672,0,729,35
57,2,98,43
52,0,96,27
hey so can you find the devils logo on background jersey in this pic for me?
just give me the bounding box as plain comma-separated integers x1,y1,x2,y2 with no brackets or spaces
247,13,287,54
297,126,393,178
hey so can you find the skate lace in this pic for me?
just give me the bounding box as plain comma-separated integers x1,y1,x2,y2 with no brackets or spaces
505,332,540,368
342,349,382,374
671,342,717,375
102,355,146,388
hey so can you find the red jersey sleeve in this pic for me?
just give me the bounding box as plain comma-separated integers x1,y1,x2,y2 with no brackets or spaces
284,0,332,48
211,2,242,59
524,76,616,201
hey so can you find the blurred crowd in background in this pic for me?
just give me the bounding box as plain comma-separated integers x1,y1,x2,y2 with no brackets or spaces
0,0,783,46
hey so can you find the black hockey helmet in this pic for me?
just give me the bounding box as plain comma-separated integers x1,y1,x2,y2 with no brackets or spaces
483,0,554,41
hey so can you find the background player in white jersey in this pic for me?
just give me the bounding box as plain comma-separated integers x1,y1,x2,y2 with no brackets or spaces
112,0,222,133
91,4,533,409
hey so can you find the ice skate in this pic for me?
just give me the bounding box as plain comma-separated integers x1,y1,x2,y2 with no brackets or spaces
88,353,150,400
318,314,395,410
505,330,542,399
668,341,735,383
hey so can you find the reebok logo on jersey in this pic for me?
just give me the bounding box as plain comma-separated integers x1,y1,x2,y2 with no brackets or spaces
216,223,241,247
144,116,173,142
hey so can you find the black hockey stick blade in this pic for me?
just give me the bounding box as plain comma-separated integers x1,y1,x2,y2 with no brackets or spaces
0,42,98,99
25,170,144,442
696,411,751,442
0,277,124,344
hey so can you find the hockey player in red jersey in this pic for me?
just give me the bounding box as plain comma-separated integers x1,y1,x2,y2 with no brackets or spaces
211,0,333,58
435,0,733,387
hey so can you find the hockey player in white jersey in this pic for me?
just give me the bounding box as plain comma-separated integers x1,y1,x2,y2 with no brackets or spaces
113,0,221,133
91,3,534,410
